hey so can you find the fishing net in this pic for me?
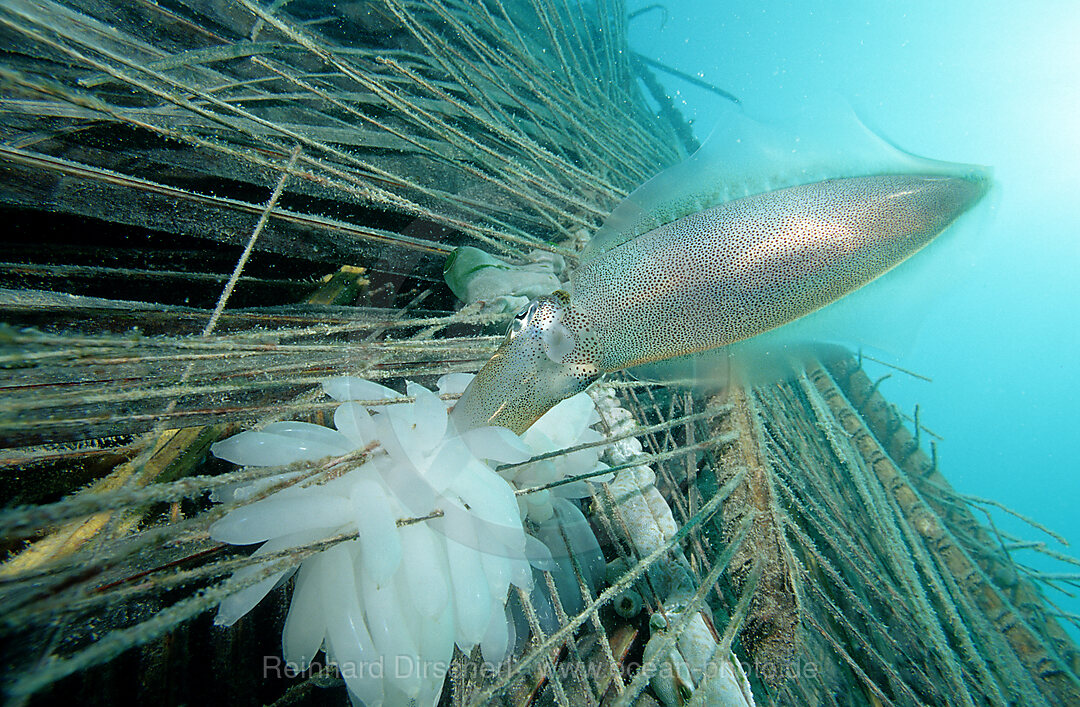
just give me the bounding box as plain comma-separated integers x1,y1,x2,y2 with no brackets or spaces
1,1,1077,705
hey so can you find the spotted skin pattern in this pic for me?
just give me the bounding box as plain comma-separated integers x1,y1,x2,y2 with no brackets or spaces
452,291,603,434
451,173,988,434
575,174,987,371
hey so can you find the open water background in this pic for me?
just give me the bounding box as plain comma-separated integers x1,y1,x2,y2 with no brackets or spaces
627,0,1080,626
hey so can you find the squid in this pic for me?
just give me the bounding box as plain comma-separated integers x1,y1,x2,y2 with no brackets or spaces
451,104,991,434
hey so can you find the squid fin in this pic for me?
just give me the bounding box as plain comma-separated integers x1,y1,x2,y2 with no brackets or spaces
583,97,985,262
606,97,991,389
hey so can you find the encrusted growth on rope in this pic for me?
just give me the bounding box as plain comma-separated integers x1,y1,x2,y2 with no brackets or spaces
709,384,800,688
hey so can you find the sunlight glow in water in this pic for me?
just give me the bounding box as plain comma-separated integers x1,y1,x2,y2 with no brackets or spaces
629,0,1080,623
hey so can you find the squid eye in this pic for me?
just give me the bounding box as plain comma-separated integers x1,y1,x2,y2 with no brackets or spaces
514,301,534,320
504,301,535,341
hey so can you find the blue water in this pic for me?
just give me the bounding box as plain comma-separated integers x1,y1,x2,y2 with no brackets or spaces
628,0,1080,621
